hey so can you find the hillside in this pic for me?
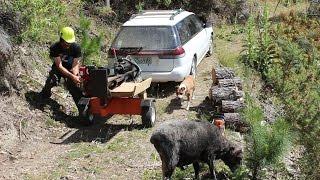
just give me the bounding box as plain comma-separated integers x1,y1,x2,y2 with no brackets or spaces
0,0,319,179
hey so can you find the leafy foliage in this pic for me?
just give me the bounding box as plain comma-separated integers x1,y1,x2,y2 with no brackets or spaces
79,14,103,66
111,0,248,23
11,0,67,43
242,5,277,81
243,8,320,179
241,97,292,180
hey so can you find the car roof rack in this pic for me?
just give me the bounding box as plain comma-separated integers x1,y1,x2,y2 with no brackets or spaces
130,9,184,20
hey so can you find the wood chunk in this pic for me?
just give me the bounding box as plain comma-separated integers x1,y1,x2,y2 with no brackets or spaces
222,100,245,113
211,67,235,84
223,113,249,133
210,86,244,105
218,77,243,90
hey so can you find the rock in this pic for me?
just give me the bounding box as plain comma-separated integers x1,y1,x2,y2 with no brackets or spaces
0,10,22,36
0,28,13,92
0,28,12,60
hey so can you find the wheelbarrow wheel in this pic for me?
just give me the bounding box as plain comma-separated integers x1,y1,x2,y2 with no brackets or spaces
79,104,95,126
84,112,95,126
141,102,156,128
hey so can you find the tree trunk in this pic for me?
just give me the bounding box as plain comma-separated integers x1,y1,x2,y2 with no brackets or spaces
218,77,242,90
105,0,110,7
221,100,245,113
211,67,235,84
224,113,249,133
210,85,244,105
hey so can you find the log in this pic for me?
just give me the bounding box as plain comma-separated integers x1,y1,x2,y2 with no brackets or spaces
212,67,235,84
210,86,244,105
222,100,245,113
218,77,243,90
223,113,249,133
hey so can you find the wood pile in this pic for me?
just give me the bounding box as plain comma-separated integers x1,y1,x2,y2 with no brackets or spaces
210,66,248,132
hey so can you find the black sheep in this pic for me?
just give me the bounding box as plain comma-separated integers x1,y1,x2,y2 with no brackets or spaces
150,120,242,180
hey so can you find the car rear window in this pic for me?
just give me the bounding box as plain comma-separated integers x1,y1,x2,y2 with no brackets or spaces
112,26,178,50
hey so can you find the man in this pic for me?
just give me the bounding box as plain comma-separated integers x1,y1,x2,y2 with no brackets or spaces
40,26,83,115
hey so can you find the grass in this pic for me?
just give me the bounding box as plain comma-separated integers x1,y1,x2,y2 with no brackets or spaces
214,25,244,68
143,165,196,180
155,100,169,116
267,0,309,17
24,142,106,179
142,163,212,180
45,117,61,128
106,135,127,151
25,128,153,179
65,143,106,159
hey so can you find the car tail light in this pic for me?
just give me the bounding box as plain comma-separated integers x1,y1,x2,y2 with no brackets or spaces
158,46,185,59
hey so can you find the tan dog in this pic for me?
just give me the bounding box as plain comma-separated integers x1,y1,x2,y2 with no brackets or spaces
176,75,195,110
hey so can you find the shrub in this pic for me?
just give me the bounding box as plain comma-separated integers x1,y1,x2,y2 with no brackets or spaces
110,0,249,23
242,4,277,81
12,0,67,43
242,8,320,179
79,14,103,66
242,97,292,180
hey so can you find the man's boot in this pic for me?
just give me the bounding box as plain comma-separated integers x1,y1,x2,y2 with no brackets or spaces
40,73,59,99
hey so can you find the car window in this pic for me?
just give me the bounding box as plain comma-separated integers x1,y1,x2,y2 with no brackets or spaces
190,15,204,33
176,18,191,44
176,15,203,45
112,26,177,50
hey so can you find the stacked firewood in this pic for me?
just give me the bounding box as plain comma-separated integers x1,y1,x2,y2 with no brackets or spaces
209,66,249,132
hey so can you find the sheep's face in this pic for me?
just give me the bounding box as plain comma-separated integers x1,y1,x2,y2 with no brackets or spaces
220,146,243,172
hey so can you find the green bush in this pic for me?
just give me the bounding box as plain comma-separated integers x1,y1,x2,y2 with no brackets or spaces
110,0,248,23
242,98,292,180
79,14,103,66
12,0,67,43
242,8,320,179
242,5,277,81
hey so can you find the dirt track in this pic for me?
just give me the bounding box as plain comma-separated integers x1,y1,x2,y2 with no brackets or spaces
0,54,217,179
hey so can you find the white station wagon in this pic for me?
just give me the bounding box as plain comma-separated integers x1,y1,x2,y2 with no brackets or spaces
108,9,213,82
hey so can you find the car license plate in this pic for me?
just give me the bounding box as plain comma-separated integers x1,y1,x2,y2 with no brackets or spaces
134,57,152,65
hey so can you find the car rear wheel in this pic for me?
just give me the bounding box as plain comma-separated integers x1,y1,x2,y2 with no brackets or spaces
206,42,213,57
190,57,197,78
206,35,213,57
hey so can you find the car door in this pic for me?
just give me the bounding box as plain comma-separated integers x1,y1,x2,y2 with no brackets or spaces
176,17,194,69
183,15,206,65
188,15,209,64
